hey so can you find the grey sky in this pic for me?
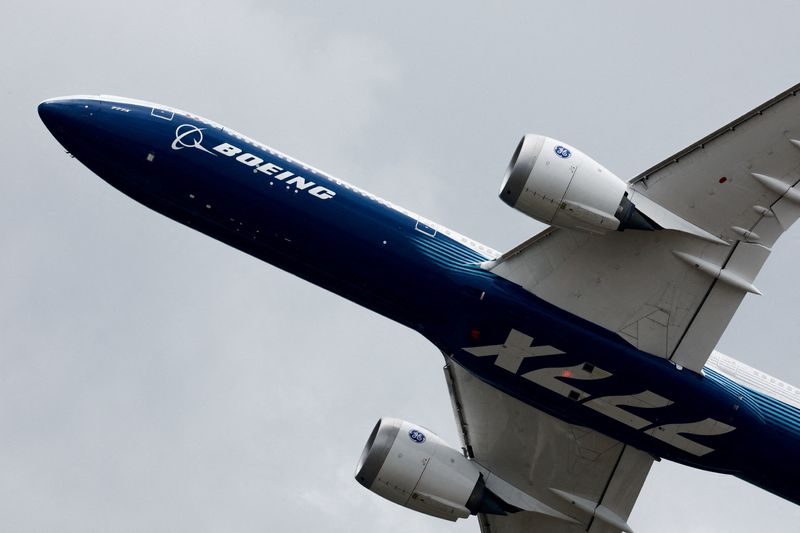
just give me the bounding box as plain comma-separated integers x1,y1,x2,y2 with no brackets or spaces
3,1,800,531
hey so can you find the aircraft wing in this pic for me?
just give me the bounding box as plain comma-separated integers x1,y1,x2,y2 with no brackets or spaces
444,361,653,532
487,83,800,373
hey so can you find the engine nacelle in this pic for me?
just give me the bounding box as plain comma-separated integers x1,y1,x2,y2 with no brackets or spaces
499,134,656,233
355,418,517,522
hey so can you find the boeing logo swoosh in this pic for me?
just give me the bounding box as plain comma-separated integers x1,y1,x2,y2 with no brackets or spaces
171,124,216,155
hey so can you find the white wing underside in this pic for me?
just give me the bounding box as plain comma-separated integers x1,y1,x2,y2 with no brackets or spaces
441,85,800,533
444,361,652,533
487,83,800,374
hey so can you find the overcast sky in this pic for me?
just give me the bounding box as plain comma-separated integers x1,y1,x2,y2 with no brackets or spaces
3,1,800,532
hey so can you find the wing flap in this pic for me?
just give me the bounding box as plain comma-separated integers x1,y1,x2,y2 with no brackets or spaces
488,227,718,362
670,241,770,370
444,360,653,533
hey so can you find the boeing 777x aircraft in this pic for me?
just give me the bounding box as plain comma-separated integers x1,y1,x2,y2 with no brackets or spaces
40,84,800,532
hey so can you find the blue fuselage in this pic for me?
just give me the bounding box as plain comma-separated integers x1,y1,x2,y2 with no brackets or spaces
39,97,800,505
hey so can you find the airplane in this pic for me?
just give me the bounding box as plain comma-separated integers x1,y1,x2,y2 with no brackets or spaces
38,84,800,533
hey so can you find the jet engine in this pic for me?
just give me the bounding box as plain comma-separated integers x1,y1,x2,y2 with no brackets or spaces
355,418,518,521
499,134,656,233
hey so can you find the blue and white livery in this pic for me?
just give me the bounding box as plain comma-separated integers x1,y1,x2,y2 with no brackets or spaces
39,84,800,532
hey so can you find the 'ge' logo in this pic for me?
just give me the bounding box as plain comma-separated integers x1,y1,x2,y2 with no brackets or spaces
554,145,571,158
408,429,426,444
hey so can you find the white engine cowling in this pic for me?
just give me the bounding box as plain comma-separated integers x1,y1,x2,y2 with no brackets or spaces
355,418,516,521
499,134,656,233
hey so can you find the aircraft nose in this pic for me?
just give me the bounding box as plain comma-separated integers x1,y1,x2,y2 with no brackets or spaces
38,97,103,157
37,98,66,125
38,97,97,132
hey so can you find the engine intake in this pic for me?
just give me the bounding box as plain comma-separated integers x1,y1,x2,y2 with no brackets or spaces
499,134,657,233
355,418,518,521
